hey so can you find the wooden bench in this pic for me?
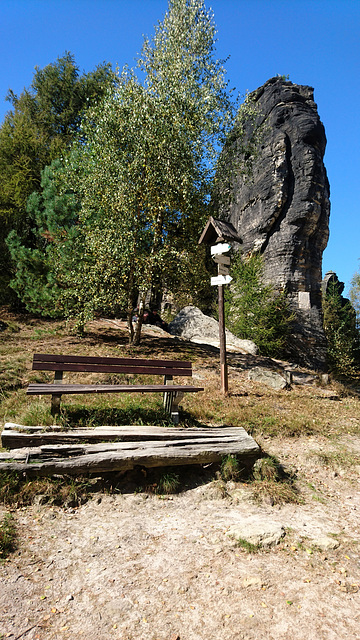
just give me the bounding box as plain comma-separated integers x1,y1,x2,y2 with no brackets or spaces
26,354,204,424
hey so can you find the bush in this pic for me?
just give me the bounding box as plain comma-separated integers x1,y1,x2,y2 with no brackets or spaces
225,253,294,357
323,280,360,378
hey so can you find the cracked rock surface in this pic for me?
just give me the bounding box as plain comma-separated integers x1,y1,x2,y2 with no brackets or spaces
219,77,330,369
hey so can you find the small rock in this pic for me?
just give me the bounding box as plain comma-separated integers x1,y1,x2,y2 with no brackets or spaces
243,576,264,588
311,536,340,551
227,521,285,548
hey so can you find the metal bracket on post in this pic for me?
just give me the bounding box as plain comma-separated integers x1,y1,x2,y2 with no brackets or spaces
163,374,184,424
51,369,63,416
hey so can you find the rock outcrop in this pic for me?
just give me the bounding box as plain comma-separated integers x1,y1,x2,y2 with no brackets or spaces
218,77,330,369
168,306,258,355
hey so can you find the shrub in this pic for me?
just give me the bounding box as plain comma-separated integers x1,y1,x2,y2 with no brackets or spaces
323,279,360,378
225,252,294,357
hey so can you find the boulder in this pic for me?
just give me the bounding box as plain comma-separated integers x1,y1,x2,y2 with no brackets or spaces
248,366,288,390
168,306,258,355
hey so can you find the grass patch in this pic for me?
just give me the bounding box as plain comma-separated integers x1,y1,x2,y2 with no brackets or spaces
313,449,360,470
0,512,17,559
235,537,262,553
220,454,243,481
0,357,27,395
155,472,180,494
1,312,360,442
250,455,301,504
16,401,56,427
58,400,174,428
0,472,93,508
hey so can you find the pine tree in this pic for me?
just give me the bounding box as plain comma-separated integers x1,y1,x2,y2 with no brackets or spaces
225,252,294,357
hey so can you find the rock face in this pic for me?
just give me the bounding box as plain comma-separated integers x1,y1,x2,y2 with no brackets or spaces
219,77,330,369
168,306,258,355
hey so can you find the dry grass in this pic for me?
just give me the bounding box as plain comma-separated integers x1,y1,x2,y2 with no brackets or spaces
1,311,360,439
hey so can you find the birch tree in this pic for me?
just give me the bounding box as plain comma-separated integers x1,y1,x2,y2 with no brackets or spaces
59,0,237,342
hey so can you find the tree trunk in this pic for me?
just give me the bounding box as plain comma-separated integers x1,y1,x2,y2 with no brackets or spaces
133,292,146,345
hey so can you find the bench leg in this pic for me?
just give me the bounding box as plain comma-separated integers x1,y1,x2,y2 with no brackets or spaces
51,370,63,416
164,390,184,425
51,394,62,416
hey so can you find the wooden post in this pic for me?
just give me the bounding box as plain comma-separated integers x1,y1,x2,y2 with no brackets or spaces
218,283,228,394
198,218,242,397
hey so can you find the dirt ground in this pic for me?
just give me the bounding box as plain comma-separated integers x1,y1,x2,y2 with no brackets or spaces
1,434,360,640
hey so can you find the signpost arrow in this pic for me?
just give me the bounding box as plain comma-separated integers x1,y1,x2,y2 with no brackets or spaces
211,274,233,286
218,263,230,276
210,243,231,256
213,254,231,266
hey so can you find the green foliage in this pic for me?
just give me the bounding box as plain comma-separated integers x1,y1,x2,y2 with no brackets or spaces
0,512,17,559
350,267,360,322
251,456,300,505
220,454,242,481
323,280,360,378
234,537,262,553
13,0,242,339
225,252,294,357
0,52,115,304
8,2,260,338
6,158,81,316
156,472,181,494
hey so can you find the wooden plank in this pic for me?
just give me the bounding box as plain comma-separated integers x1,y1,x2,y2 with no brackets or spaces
0,431,260,476
0,433,259,460
1,424,241,448
33,354,192,369
32,362,193,376
27,383,203,395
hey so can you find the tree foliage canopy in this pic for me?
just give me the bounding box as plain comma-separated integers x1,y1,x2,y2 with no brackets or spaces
0,52,115,303
7,1,260,344
350,267,360,322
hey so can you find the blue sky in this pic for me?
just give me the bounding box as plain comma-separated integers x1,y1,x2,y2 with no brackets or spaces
1,0,359,295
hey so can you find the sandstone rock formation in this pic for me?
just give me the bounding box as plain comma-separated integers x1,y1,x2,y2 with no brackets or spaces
168,306,258,355
218,77,330,369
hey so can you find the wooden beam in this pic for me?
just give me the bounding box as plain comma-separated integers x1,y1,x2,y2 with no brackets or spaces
1,424,253,448
0,432,260,476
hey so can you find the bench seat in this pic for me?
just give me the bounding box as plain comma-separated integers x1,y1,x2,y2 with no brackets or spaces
27,383,203,395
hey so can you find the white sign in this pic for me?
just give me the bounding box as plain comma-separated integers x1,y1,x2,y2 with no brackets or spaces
210,243,231,256
213,254,230,266
211,275,233,286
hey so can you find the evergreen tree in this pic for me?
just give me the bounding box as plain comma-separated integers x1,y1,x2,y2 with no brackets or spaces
0,53,115,304
6,159,81,316
225,252,294,357
323,279,360,378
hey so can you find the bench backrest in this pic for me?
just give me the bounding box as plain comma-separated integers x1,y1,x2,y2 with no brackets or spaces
32,353,193,377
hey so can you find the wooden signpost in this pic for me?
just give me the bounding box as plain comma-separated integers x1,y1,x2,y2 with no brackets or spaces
198,218,242,394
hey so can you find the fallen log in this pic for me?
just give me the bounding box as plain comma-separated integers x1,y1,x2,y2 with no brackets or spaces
0,428,260,476
1,423,249,449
